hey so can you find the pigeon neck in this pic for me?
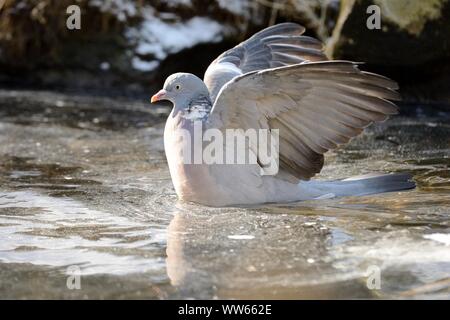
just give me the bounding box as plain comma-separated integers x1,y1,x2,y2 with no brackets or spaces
180,95,212,121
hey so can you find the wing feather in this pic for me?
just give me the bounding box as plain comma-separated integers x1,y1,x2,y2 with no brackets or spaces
207,61,400,182
204,23,327,102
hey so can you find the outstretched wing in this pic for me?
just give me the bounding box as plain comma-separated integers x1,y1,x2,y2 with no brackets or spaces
207,61,400,182
204,23,327,103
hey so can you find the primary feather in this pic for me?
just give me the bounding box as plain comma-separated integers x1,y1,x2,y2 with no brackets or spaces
204,23,327,102
208,61,400,181
153,23,415,206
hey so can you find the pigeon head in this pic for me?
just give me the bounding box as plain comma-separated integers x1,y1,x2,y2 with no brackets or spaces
151,73,210,109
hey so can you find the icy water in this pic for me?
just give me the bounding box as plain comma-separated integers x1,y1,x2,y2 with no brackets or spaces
0,89,449,299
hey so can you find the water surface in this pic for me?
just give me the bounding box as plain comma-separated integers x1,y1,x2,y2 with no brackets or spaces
0,90,449,299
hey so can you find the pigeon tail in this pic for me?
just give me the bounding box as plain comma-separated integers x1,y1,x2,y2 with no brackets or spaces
301,173,416,199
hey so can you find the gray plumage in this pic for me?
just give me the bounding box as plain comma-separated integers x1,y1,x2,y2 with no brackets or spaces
204,23,326,102
208,60,401,182
152,23,415,206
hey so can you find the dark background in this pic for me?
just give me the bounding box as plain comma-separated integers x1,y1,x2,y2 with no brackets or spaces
0,0,449,103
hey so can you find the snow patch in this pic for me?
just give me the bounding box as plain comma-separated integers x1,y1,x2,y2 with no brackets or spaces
217,0,250,16
131,57,159,72
127,9,225,71
89,0,137,22
99,62,110,71
163,0,192,7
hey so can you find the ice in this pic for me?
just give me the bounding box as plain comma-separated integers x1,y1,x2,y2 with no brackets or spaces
424,233,450,246
228,235,255,240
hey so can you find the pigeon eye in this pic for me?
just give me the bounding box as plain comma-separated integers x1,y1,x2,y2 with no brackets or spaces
175,85,181,90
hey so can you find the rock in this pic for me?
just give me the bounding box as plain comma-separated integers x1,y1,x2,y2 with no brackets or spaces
1,0,448,102
331,0,450,102
0,0,249,94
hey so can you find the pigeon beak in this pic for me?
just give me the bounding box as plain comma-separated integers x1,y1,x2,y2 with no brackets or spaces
151,89,167,103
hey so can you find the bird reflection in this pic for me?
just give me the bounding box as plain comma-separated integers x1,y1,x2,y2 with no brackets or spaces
165,202,376,299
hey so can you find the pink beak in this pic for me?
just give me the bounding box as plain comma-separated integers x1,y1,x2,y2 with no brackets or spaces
151,89,167,103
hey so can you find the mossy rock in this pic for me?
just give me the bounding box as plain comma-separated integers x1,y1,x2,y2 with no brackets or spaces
334,0,450,66
333,0,450,102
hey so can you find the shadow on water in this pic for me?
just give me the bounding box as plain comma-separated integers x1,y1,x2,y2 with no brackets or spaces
0,90,169,131
0,90,449,298
0,156,101,197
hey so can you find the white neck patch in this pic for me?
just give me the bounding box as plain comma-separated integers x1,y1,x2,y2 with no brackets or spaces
181,106,209,120
180,95,211,121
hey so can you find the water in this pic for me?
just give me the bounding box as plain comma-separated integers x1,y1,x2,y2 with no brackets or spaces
0,89,449,299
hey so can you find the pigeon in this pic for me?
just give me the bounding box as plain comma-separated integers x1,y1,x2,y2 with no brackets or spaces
151,23,415,206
